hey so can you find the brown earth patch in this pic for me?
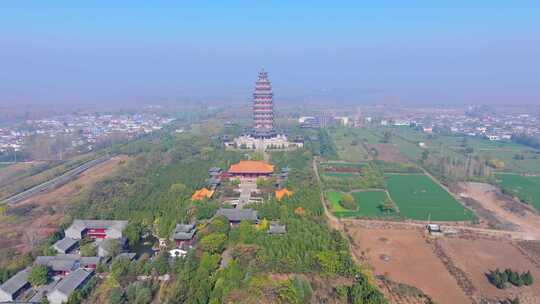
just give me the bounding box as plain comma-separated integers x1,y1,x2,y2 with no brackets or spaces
367,143,409,163
346,225,470,304
0,155,129,256
439,237,540,303
459,182,540,240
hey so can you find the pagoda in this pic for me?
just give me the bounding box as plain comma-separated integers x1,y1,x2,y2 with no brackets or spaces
251,69,276,138
227,69,303,151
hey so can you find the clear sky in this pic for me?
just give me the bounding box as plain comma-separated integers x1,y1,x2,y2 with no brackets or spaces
1,1,539,107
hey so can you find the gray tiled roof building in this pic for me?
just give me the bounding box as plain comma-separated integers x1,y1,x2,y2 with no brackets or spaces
53,237,78,254
215,208,258,222
47,269,93,304
0,268,30,302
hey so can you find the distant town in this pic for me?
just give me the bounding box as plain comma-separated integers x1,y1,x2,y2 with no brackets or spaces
0,113,173,160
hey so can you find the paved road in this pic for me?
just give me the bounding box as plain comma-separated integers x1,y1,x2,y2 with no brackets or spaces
1,155,111,205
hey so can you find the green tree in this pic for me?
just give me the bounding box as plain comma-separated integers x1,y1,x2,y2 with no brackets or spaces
28,265,49,287
199,233,227,254
108,288,125,304
169,183,187,194
123,222,142,250
80,243,97,257
276,280,300,304
379,198,397,214
209,216,230,235
521,271,533,286
339,194,357,210
103,239,122,258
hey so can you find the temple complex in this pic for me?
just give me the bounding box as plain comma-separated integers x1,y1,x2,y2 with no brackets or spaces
228,69,303,150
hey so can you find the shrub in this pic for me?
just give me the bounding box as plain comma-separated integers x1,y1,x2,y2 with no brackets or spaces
339,194,357,210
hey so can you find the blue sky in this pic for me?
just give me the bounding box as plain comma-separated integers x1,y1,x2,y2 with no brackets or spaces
1,1,539,107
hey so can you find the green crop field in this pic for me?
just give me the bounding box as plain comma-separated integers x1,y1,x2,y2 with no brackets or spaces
385,173,475,221
325,190,396,218
496,174,540,211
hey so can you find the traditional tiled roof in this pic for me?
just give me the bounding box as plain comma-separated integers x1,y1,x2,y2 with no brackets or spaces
36,255,100,272
191,188,214,201
48,269,92,302
171,224,196,241
28,279,58,303
215,208,258,222
228,160,274,174
65,220,128,239
114,252,137,261
53,237,78,254
208,167,222,173
0,268,30,301
268,222,286,234
275,188,293,201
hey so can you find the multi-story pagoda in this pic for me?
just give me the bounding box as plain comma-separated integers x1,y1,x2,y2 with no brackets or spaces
252,69,276,138
227,69,303,151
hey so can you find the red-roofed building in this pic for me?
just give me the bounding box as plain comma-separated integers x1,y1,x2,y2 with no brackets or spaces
228,160,274,179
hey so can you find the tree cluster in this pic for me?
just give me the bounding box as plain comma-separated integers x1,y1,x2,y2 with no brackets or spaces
486,268,533,289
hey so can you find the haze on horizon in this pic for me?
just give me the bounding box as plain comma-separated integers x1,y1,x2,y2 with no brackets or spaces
1,1,539,109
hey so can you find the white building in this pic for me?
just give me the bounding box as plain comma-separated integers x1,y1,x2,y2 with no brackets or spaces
228,133,303,151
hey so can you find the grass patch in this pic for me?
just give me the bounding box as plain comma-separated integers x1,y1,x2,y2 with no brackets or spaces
496,174,540,211
325,190,396,218
385,173,475,221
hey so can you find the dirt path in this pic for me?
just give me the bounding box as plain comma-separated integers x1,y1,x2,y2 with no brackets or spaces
460,182,540,240
313,157,342,232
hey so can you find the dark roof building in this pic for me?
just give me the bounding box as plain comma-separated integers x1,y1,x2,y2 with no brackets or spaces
47,269,93,304
36,255,101,274
65,219,128,240
208,167,222,174
171,224,196,247
268,222,287,235
53,237,78,254
0,268,30,302
215,208,258,223
171,224,196,241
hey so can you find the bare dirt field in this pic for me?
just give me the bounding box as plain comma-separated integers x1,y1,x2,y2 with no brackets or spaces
0,155,129,254
439,237,540,303
459,182,540,240
345,225,470,304
367,143,409,163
